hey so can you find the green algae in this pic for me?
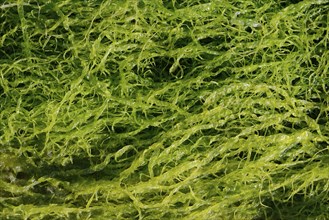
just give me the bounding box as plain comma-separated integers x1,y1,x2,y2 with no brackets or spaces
1,0,329,219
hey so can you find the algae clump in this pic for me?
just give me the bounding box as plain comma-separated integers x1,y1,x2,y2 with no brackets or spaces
1,0,329,219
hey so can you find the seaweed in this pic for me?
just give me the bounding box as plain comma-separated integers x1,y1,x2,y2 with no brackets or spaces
1,0,329,219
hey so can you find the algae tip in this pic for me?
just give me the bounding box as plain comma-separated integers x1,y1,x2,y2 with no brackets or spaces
0,3,29,9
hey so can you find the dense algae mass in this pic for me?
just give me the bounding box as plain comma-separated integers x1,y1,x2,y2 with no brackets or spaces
0,0,329,219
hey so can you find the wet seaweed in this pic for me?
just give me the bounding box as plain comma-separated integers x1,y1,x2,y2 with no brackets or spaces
1,0,329,219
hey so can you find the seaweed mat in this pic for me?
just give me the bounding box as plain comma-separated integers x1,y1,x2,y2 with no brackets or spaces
1,0,329,219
